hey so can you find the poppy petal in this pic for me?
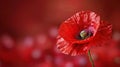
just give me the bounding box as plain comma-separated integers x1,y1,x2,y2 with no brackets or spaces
91,21,112,46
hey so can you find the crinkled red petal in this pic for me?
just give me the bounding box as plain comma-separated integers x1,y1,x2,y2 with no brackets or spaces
57,35,87,56
90,21,112,47
59,20,80,42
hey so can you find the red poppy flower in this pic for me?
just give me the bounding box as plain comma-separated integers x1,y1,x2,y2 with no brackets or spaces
56,11,112,56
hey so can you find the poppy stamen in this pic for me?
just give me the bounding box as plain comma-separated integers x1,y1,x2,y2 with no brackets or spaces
80,30,93,40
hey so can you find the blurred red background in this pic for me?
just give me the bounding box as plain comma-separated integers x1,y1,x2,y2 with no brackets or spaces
0,0,120,67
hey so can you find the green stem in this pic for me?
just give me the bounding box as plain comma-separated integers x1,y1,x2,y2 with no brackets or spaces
88,50,95,67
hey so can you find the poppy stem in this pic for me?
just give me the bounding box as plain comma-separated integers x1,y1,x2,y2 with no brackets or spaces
88,50,95,67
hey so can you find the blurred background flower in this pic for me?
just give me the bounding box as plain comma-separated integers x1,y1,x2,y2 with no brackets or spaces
0,0,120,67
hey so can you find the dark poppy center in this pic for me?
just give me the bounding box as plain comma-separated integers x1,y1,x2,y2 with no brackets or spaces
76,29,93,40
